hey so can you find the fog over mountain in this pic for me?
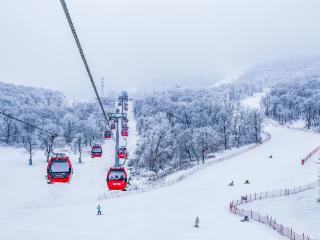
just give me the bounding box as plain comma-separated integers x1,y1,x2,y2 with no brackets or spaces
2,0,320,99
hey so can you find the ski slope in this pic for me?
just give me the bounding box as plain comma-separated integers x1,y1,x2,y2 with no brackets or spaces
1,103,320,240
242,91,266,109
246,186,320,239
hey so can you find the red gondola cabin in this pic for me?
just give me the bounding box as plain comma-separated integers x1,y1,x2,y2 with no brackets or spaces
117,146,128,159
121,129,128,137
46,154,73,184
106,167,128,191
91,145,102,158
104,130,112,139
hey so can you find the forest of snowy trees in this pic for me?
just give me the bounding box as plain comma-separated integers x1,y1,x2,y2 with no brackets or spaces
132,86,264,173
0,82,112,164
261,79,320,129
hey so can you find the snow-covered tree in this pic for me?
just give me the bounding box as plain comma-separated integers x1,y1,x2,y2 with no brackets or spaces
133,86,263,173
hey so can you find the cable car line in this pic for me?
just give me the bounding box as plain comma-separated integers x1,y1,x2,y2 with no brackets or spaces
59,0,110,128
59,0,130,188
118,157,127,167
0,110,102,145
0,110,57,137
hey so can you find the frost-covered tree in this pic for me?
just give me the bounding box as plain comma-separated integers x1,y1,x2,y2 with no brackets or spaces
133,86,263,173
41,135,55,163
261,79,320,130
218,102,234,150
21,127,38,166
248,109,264,143
0,82,111,160
193,127,218,164
135,113,172,172
63,113,78,144
72,133,84,163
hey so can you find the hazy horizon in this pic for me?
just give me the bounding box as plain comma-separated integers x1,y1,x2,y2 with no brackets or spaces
2,0,320,99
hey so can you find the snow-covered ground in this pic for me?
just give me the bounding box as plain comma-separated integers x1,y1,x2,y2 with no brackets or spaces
0,130,116,209
287,119,306,129
241,91,267,110
1,105,320,240
246,182,320,239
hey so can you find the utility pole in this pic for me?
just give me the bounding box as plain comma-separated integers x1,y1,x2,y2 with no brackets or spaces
101,77,104,98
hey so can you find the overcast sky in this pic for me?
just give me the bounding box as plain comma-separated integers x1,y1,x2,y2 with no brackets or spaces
1,0,320,99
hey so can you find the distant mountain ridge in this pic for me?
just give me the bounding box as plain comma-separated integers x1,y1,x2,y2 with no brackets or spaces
238,57,320,87
0,82,65,109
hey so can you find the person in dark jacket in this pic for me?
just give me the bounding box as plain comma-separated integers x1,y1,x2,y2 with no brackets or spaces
241,216,249,222
97,205,102,215
194,217,199,228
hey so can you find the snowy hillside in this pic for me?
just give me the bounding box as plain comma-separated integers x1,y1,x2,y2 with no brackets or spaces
3,0,320,239
246,186,320,239
0,82,117,163
241,91,267,110
238,58,320,88
1,98,320,239
0,81,65,109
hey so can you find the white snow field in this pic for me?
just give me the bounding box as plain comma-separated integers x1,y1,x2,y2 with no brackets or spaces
243,153,320,240
245,186,320,239
1,103,320,240
242,92,265,109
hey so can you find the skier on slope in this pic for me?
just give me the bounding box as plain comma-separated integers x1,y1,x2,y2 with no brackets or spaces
241,216,249,222
97,205,102,215
228,181,234,186
194,217,199,228
244,179,250,184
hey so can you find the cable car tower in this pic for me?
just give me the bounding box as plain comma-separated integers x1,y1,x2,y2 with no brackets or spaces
108,111,127,167
108,92,128,167
118,92,128,124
